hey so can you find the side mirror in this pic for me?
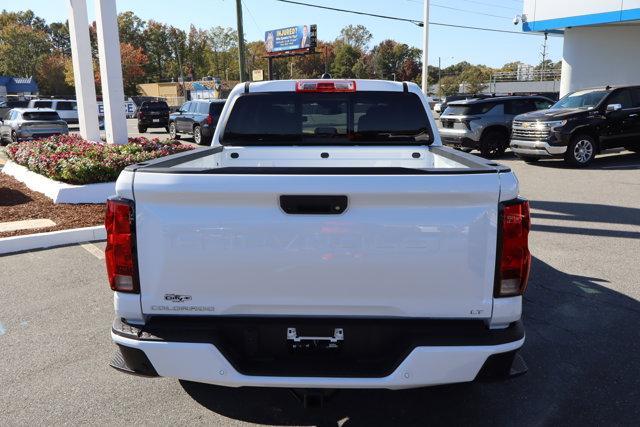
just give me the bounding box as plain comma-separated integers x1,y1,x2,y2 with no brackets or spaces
606,103,622,112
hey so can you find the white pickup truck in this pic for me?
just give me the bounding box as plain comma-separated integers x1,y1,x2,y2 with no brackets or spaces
107,79,531,391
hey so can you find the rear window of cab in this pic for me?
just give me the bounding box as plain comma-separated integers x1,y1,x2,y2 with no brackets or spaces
222,91,432,145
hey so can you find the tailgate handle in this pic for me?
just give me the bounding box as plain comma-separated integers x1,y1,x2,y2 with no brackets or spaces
280,195,348,215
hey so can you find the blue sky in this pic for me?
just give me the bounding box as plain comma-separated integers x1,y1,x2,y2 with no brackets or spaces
9,0,562,68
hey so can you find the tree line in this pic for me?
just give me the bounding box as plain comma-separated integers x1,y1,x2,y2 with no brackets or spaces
0,10,559,97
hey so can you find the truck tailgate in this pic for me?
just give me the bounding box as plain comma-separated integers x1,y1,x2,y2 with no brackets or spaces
133,172,500,318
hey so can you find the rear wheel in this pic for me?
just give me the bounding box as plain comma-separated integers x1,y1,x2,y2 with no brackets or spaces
138,125,147,133
169,122,179,140
564,134,596,167
193,125,202,145
480,129,508,159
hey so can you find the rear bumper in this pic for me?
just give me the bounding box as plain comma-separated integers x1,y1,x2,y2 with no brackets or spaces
438,128,480,149
16,130,67,140
111,317,525,389
138,118,169,127
510,139,568,158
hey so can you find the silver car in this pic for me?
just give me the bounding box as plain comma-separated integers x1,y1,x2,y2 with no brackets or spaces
0,108,69,145
438,96,554,158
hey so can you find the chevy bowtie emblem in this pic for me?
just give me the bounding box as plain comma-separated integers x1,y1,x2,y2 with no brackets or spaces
164,294,192,303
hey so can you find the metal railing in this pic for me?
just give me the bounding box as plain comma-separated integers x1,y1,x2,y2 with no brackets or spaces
492,69,561,82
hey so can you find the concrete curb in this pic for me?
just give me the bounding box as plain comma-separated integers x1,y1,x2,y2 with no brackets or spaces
0,225,106,256
2,161,115,204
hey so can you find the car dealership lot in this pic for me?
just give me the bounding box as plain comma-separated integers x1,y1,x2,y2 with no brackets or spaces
71,119,196,142
1,152,639,425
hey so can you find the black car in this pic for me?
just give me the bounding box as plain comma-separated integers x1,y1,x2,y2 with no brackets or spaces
168,99,226,145
511,85,640,166
136,100,170,133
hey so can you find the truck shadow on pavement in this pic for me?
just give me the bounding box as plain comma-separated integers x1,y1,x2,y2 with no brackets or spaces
180,257,640,426
530,200,640,239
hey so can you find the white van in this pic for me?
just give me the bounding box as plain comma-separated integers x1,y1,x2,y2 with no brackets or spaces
28,99,78,124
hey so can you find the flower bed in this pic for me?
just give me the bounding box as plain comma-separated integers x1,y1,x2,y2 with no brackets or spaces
5,135,194,185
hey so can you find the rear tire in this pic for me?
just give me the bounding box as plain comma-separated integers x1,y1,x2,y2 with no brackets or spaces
138,125,147,133
169,122,179,140
564,134,596,167
480,129,508,159
193,125,202,145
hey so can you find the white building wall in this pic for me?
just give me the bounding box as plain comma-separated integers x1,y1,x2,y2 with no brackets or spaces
560,25,640,96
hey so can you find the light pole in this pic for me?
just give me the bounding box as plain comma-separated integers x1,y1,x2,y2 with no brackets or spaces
421,0,429,95
235,0,247,82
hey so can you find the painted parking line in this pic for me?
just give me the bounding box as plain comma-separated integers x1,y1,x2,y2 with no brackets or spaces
80,242,105,260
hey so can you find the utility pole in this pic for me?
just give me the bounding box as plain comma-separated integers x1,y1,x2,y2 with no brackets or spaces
324,45,329,75
438,56,441,96
540,32,548,82
421,0,430,94
175,42,184,89
235,0,246,82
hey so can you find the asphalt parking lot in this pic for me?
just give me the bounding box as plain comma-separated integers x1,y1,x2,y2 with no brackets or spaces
71,119,199,143
1,151,640,425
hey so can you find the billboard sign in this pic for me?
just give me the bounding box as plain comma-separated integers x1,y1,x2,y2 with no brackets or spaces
264,25,316,54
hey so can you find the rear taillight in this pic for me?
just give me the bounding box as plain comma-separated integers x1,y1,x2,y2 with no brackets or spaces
138,111,144,119
105,198,138,293
495,198,531,297
296,80,356,92
205,114,214,125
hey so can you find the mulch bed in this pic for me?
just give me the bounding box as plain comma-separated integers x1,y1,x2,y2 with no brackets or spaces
0,173,105,238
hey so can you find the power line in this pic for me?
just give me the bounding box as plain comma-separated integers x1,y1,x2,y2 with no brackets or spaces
273,0,549,37
430,2,511,19
274,0,422,26
406,0,519,14
242,0,263,33
454,0,521,12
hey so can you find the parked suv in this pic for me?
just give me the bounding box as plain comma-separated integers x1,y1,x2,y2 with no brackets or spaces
136,100,170,133
0,108,69,144
439,96,554,158
0,100,29,119
28,99,78,124
511,86,640,166
168,99,226,145
433,94,491,114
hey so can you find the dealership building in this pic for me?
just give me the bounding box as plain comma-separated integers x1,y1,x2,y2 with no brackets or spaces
0,76,39,101
522,0,640,96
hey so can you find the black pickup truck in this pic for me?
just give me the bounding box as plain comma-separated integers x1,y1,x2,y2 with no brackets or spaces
510,85,640,166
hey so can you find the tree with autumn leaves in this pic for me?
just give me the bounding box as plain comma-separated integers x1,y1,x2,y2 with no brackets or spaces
0,9,556,98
